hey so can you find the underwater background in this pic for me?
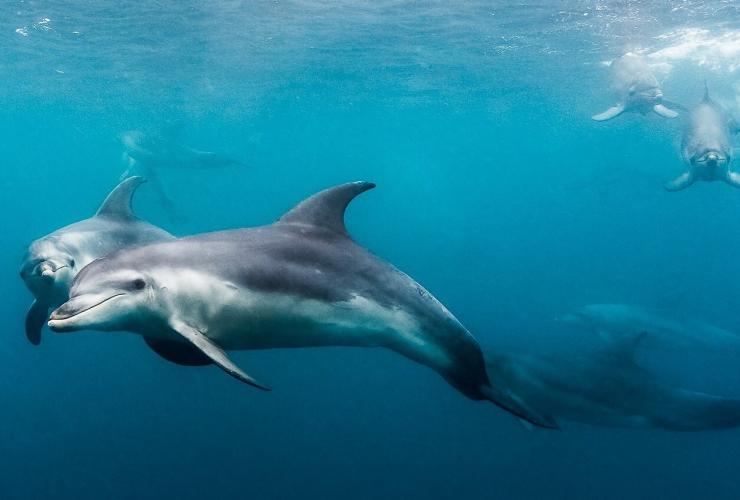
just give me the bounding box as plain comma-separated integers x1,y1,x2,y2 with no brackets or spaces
2,1,740,498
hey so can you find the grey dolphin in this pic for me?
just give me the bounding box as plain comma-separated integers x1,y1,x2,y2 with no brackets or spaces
486,333,740,430
119,130,245,214
119,130,244,171
19,177,173,345
592,53,680,121
47,182,557,428
665,83,740,191
561,303,740,354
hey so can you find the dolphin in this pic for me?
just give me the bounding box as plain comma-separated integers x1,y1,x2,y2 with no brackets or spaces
47,181,557,428
561,303,740,354
592,53,680,121
119,130,244,171
486,333,740,430
19,177,173,345
665,83,740,191
119,130,245,214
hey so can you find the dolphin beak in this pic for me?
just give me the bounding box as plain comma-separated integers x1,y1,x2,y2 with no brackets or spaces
48,293,123,332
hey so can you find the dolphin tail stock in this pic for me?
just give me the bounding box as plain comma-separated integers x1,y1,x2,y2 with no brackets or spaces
664,172,694,192
479,367,559,430
653,389,740,431
703,78,710,102
592,104,625,121
25,299,49,345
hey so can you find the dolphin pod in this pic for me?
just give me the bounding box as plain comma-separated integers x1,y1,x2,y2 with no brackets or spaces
46,182,557,429
19,177,173,345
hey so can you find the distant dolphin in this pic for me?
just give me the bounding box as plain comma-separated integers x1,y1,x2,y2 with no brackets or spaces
119,130,245,213
486,333,740,430
665,84,740,191
48,182,556,428
19,177,173,345
119,130,244,171
561,303,740,353
592,53,680,121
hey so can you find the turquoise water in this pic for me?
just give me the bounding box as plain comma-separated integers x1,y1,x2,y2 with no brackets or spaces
3,1,740,498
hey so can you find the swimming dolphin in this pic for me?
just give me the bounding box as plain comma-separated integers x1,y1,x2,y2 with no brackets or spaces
119,130,245,214
665,84,740,191
47,181,557,428
592,53,680,121
19,177,173,345
561,303,740,354
119,130,244,172
486,333,740,430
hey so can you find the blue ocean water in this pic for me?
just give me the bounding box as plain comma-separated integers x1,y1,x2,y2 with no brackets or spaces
3,1,740,498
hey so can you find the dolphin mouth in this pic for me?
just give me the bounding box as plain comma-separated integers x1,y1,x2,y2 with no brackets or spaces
48,293,124,331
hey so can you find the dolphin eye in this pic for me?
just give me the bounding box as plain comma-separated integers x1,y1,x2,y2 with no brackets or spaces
132,278,146,290
69,259,75,268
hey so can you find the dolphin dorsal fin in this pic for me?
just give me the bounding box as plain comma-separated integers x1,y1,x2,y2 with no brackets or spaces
96,176,145,219
600,331,648,367
278,181,376,236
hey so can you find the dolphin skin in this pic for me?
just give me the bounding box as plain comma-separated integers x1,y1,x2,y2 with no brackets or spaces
592,53,680,121
563,303,740,353
19,177,173,345
486,333,740,430
48,182,556,428
665,83,740,191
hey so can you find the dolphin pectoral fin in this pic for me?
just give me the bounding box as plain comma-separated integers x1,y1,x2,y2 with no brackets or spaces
664,172,694,192
168,318,271,391
661,99,688,113
143,337,213,366
725,171,740,189
481,384,559,429
653,104,679,118
25,300,48,345
591,105,625,121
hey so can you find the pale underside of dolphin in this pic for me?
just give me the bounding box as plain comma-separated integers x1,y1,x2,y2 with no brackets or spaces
486,333,740,431
49,182,557,428
592,53,680,121
19,176,173,345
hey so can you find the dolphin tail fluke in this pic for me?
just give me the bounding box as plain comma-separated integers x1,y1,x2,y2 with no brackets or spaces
653,104,679,119
664,172,694,192
655,390,740,431
592,105,625,121
480,381,559,430
25,299,48,345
